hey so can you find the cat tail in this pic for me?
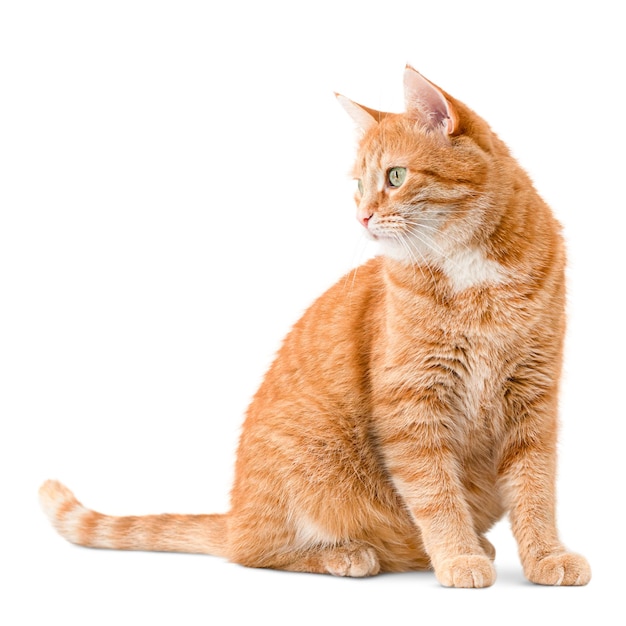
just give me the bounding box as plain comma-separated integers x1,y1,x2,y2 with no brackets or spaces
38,480,229,558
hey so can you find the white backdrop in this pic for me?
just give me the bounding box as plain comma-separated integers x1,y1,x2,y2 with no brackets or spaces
1,1,623,623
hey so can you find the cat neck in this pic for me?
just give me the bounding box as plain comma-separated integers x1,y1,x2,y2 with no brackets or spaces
380,243,508,299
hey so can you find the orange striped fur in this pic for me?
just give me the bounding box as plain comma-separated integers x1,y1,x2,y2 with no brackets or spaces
40,67,590,587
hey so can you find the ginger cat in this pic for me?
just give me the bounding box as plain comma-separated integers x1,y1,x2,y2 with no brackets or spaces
40,66,590,588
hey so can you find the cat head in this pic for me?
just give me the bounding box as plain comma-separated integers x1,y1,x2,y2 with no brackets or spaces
337,66,508,271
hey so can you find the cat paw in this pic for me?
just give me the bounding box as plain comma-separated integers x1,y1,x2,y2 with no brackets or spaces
436,555,496,588
525,553,591,586
324,543,381,577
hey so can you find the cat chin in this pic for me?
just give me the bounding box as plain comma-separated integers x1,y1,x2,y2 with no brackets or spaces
378,243,413,264
376,235,435,266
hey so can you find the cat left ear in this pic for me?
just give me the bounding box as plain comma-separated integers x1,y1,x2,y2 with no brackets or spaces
403,65,459,136
335,93,387,134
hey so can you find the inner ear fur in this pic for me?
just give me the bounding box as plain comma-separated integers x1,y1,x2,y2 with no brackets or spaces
403,65,460,136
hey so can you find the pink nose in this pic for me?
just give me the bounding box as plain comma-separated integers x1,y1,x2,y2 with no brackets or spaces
358,211,373,228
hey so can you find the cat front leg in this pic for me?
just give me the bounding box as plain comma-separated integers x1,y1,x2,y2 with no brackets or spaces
499,399,591,586
379,416,496,588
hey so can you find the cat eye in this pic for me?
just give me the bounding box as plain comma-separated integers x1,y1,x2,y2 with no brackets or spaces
387,167,407,188
357,179,364,194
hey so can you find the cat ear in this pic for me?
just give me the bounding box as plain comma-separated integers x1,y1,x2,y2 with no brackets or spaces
403,65,459,136
335,93,387,133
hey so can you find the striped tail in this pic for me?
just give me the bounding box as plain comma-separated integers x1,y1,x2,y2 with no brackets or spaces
38,480,229,558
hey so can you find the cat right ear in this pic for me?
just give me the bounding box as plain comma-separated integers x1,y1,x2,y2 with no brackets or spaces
335,93,386,133
403,66,459,136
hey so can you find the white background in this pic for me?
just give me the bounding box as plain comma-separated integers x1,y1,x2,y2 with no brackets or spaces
1,1,624,623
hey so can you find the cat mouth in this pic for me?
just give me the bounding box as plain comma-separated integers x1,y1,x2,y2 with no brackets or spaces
364,213,414,242
366,225,406,242
365,228,386,242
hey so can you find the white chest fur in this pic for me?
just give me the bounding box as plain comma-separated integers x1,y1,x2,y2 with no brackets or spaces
440,247,507,293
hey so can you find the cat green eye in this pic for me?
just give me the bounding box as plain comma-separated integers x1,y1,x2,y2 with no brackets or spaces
387,167,407,188
357,179,364,194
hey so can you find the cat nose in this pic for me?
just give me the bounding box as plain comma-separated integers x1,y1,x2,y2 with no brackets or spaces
358,209,374,228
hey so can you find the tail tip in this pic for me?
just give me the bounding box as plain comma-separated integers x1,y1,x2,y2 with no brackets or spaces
39,479,78,519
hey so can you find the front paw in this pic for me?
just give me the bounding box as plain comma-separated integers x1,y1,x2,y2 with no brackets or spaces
525,552,591,586
436,555,496,588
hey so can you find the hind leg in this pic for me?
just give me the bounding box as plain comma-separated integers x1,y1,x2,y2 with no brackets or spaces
227,511,381,577
272,541,381,577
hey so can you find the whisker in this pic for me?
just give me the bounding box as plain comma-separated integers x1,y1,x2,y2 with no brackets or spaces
392,232,421,283
406,220,473,253
406,231,439,270
409,229,468,276
392,229,437,285
342,232,371,296
405,224,450,259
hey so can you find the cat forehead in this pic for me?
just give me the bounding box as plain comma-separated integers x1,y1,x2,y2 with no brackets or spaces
353,119,440,173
